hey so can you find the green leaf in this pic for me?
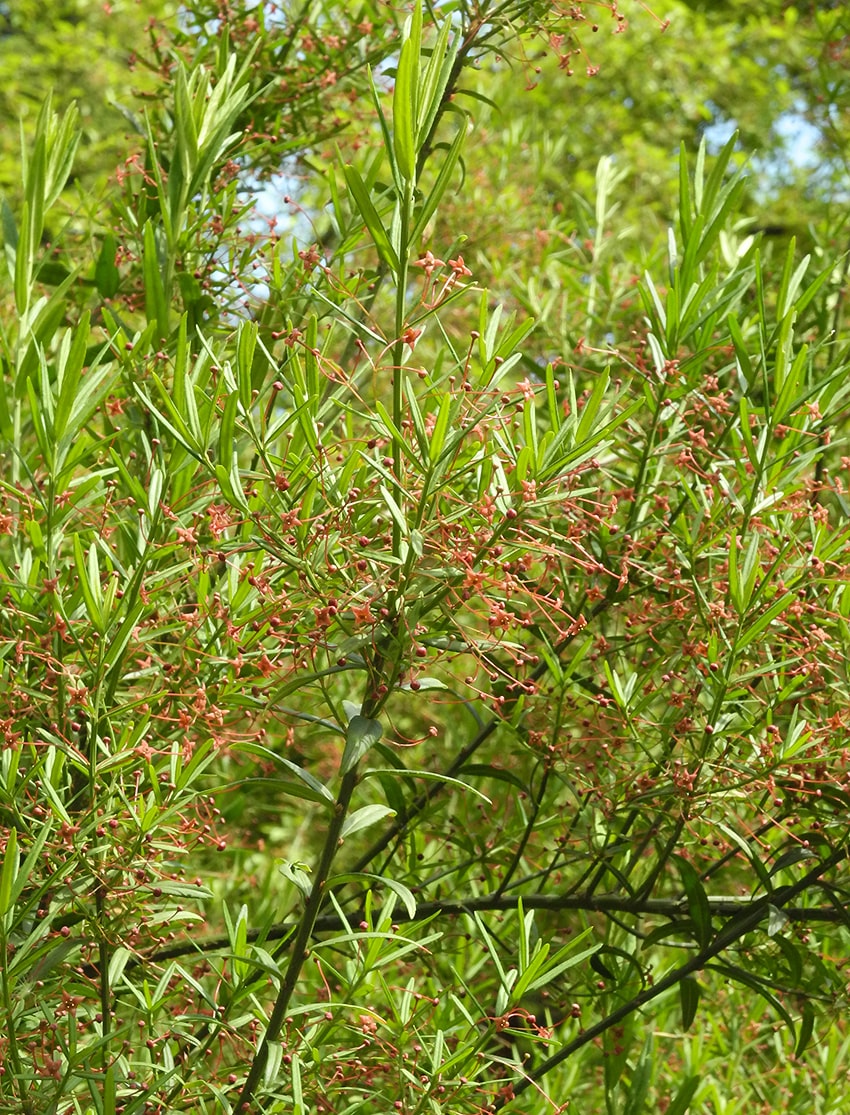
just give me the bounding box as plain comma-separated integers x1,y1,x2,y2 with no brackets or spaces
417,12,458,145
218,390,239,465
769,847,818,877
332,872,417,919
428,393,453,464
713,821,772,892
673,855,712,948
15,197,32,314
666,1075,701,1115
679,975,700,1030
795,1000,816,1059
678,141,693,242
342,161,400,274
737,592,794,653
375,399,423,468
341,804,396,839
73,533,105,632
341,714,383,774
143,219,169,336
412,122,466,241
215,461,250,513
641,919,703,949
623,1034,654,1115
232,742,334,805
154,880,213,900
368,67,403,195
94,233,120,298
368,767,492,803
1,196,18,265
393,36,418,182
523,933,598,994
7,820,51,915
0,826,18,924
708,962,798,1038
380,484,409,536
280,862,313,899
36,259,73,286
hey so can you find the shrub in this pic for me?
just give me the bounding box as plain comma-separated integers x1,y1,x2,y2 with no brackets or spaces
1,3,850,1113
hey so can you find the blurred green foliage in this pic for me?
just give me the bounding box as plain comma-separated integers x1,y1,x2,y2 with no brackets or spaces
0,0,173,202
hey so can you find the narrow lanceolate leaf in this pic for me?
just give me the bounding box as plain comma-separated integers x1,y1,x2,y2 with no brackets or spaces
14,198,32,314
340,804,396,840
674,855,712,948
666,1074,701,1115
8,821,50,914
143,219,169,336
332,873,418,919
795,1000,816,1058
94,233,120,298
708,961,798,1039
0,826,18,924
155,880,214,900
394,0,422,177
368,67,403,194
417,13,458,145
381,484,409,536
73,533,104,632
342,162,400,274
623,1035,654,1115
232,742,334,805
766,904,789,937
737,591,794,651
341,715,383,774
375,875,416,919
679,974,700,1030
769,847,817,877
412,122,466,241
393,37,418,182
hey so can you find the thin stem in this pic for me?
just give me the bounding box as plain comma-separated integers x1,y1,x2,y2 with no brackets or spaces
0,927,30,1113
495,762,551,898
493,844,847,1109
235,764,360,1109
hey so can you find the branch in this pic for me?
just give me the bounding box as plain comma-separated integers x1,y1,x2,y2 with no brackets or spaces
492,844,848,1110
127,877,850,971
234,765,360,1110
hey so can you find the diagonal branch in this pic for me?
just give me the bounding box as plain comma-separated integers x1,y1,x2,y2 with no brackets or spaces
492,844,848,1110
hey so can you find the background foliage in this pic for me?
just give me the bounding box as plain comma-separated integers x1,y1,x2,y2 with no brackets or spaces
1,1,850,1113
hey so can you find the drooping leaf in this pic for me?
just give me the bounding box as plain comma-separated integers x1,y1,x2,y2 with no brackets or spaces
341,714,383,774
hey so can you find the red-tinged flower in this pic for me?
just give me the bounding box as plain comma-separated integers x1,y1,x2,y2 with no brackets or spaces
207,503,234,539
413,251,444,277
175,525,198,548
298,244,322,272
351,602,376,626
447,254,472,277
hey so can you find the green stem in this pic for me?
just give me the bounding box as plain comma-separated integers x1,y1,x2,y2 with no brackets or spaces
0,927,30,1112
235,763,361,1109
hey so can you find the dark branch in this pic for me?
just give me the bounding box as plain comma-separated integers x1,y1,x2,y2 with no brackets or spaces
123,880,849,972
